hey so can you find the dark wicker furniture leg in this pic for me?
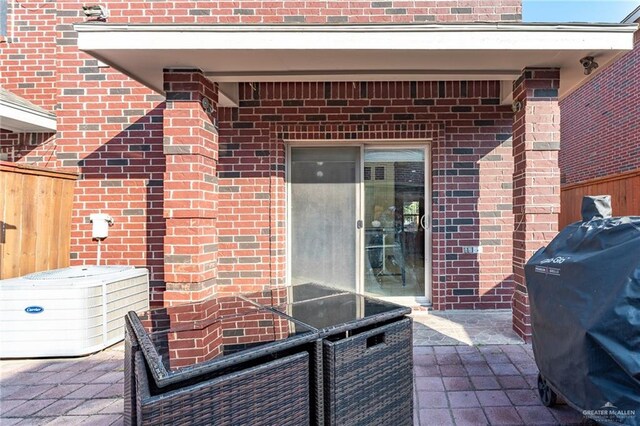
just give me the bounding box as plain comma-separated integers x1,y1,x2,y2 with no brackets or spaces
124,319,139,426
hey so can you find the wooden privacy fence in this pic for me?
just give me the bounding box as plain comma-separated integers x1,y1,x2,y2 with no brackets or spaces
560,169,640,228
0,161,78,279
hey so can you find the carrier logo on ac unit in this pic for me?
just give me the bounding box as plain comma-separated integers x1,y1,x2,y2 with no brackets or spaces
24,306,44,314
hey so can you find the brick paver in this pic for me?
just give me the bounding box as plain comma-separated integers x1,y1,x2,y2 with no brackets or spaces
443,377,473,391
452,408,489,426
1,338,588,425
0,344,125,426
2,398,57,417
413,345,586,425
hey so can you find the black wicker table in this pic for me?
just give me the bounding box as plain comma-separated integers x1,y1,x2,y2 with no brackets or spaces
124,295,322,426
242,284,414,426
125,285,413,426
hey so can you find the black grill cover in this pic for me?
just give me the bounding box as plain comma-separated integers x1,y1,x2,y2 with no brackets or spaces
525,216,640,425
581,195,612,221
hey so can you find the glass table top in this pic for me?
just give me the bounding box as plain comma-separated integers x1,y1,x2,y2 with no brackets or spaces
241,283,411,332
276,292,410,331
239,283,349,307
134,296,315,375
131,284,410,384
137,295,262,334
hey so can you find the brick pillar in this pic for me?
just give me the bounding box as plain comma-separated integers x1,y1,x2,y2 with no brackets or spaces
162,69,219,305
511,69,561,340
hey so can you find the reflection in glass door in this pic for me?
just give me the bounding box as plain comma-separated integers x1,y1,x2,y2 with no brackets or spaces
363,149,426,298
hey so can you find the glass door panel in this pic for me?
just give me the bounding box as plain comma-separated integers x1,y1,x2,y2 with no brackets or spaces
363,149,426,297
290,147,359,291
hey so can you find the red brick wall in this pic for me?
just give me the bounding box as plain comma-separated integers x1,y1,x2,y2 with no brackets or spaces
560,32,640,184
1,3,167,304
218,81,514,310
0,1,57,111
1,0,521,308
0,131,55,162
51,4,168,304
67,1,522,24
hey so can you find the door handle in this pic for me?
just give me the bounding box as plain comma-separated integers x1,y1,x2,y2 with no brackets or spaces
420,215,428,230
356,220,363,229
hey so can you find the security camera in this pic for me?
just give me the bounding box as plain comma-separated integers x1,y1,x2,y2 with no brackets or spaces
579,56,593,68
580,56,599,75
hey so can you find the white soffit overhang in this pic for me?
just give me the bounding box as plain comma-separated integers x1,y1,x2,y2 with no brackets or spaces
74,23,637,101
0,89,56,133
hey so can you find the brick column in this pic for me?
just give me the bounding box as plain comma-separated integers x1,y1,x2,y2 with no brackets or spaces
511,69,561,340
162,69,219,305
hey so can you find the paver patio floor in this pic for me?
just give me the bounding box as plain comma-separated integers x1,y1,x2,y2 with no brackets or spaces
0,344,125,425
412,345,584,425
1,311,587,425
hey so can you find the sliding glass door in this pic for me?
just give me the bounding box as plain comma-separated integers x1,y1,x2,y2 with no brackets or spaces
363,148,427,298
289,145,430,301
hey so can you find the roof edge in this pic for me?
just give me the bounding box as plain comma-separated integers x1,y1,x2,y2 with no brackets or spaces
0,99,57,133
73,22,639,33
622,5,640,24
0,99,56,121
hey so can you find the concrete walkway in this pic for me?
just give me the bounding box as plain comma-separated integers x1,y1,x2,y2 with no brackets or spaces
1,311,586,425
412,310,522,346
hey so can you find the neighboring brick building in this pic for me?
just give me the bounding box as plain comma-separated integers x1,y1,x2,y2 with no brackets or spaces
560,7,640,185
0,1,636,340
559,7,640,226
